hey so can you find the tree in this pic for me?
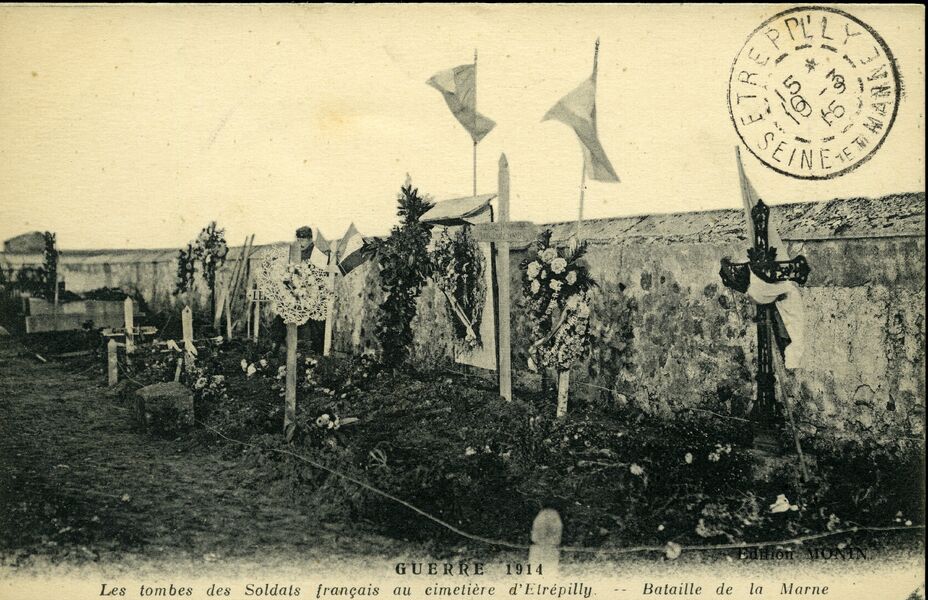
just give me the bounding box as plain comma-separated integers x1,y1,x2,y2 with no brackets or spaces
373,177,434,368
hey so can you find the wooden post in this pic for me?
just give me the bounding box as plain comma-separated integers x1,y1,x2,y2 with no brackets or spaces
496,154,512,402
529,508,562,577
252,290,261,341
181,305,195,368
224,294,233,340
107,339,118,387
323,250,338,357
284,240,301,441
556,370,570,419
123,297,135,354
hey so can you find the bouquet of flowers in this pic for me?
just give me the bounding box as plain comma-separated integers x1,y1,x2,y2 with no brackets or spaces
191,222,228,292
519,230,596,372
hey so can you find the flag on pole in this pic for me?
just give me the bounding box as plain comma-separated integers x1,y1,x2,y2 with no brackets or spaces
736,147,805,369
543,69,619,182
336,223,367,276
427,64,495,143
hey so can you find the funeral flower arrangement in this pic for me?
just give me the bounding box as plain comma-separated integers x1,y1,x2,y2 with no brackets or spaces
173,222,228,296
192,221,228,292
520,229,596,371
255,246,332,325
430,226,486,350
173,243,197,295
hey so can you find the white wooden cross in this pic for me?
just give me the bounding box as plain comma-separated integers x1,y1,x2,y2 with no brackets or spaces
247,287,264,341
470,154,537,402
101,297,156,350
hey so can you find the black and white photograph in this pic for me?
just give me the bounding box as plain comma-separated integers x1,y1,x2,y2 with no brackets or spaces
0,4,924,599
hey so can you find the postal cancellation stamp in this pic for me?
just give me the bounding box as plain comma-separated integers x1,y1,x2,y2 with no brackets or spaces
728,6,901,179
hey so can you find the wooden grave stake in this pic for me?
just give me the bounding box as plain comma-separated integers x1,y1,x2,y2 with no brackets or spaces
123,297,135,354
496,154,512,402
251,287,263,341
181,305,195,353
529,508,562,577
225,295,233,340
471,155,537,403
556,372,570,419
284,240,301,441
107,339,118,387
323,249,338,357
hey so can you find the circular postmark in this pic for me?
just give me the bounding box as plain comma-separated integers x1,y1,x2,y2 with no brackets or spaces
728,6,900,179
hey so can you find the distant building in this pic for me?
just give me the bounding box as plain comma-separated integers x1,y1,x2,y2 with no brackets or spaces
3,231,45,254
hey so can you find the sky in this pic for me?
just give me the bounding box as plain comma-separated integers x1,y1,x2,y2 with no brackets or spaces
0,4,924,249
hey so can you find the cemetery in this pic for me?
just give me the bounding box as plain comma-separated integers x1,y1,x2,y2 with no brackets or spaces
0,9,923,580
0,161,923,563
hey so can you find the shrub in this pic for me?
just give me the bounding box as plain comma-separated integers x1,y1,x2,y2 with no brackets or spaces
371,178,434,368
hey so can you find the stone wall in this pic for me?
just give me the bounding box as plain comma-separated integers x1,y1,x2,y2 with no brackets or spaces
3,194,924,442
332,194,926,443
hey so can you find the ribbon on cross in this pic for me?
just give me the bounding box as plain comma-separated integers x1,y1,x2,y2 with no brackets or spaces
440,288,479,346
527,305,572,372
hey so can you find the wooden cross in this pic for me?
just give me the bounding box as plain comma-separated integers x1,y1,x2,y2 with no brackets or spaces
100,297,156,350
247,287,264,341
284,240,301,442
719,199,811,448
471,154,538,402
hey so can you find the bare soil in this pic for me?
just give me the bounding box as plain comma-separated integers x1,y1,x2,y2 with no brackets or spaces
0,338,426,570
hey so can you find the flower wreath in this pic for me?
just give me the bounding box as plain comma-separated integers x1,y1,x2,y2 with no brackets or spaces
431,226,486,350
255,246,332,325
519,230,596,372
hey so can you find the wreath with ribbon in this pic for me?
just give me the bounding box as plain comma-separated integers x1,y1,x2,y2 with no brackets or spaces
431,226,486,350
520,230,596,372
255,247,332,326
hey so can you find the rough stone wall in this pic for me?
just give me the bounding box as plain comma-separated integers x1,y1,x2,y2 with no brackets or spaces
332,233,925,444
3,196,923,443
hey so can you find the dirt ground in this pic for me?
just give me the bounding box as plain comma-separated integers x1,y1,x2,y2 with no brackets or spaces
0,337,430,570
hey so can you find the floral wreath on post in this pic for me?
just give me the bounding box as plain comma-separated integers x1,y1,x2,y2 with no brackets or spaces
519,230,596,372
431,226,486,350
255,247,332,326
192,222,228,293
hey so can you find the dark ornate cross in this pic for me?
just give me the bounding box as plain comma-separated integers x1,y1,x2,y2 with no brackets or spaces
720,200,811,447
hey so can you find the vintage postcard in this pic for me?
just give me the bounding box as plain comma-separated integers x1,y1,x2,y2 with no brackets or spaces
0,4,924,600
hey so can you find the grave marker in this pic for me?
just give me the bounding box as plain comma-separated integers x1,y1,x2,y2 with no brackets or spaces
470,156,538,402
181,305,195,360
284,240,301,442
719,199,810,450
123,297,135,354
496,155,512,401
529,508,562,577
248,287,263,341
107,339,118,387
323,249,338,357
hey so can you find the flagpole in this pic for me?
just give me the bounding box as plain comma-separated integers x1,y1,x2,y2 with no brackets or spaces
473,48,478,197
576,164,586,242
576,39,600,244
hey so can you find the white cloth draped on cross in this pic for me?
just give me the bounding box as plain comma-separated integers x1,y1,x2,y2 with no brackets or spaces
736,147,806,370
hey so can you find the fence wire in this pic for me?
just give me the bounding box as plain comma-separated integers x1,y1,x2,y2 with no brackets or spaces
197,420,924,557
109,351,924,557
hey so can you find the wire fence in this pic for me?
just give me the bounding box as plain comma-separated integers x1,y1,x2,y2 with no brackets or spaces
196,419,924,558
99,341,926,560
